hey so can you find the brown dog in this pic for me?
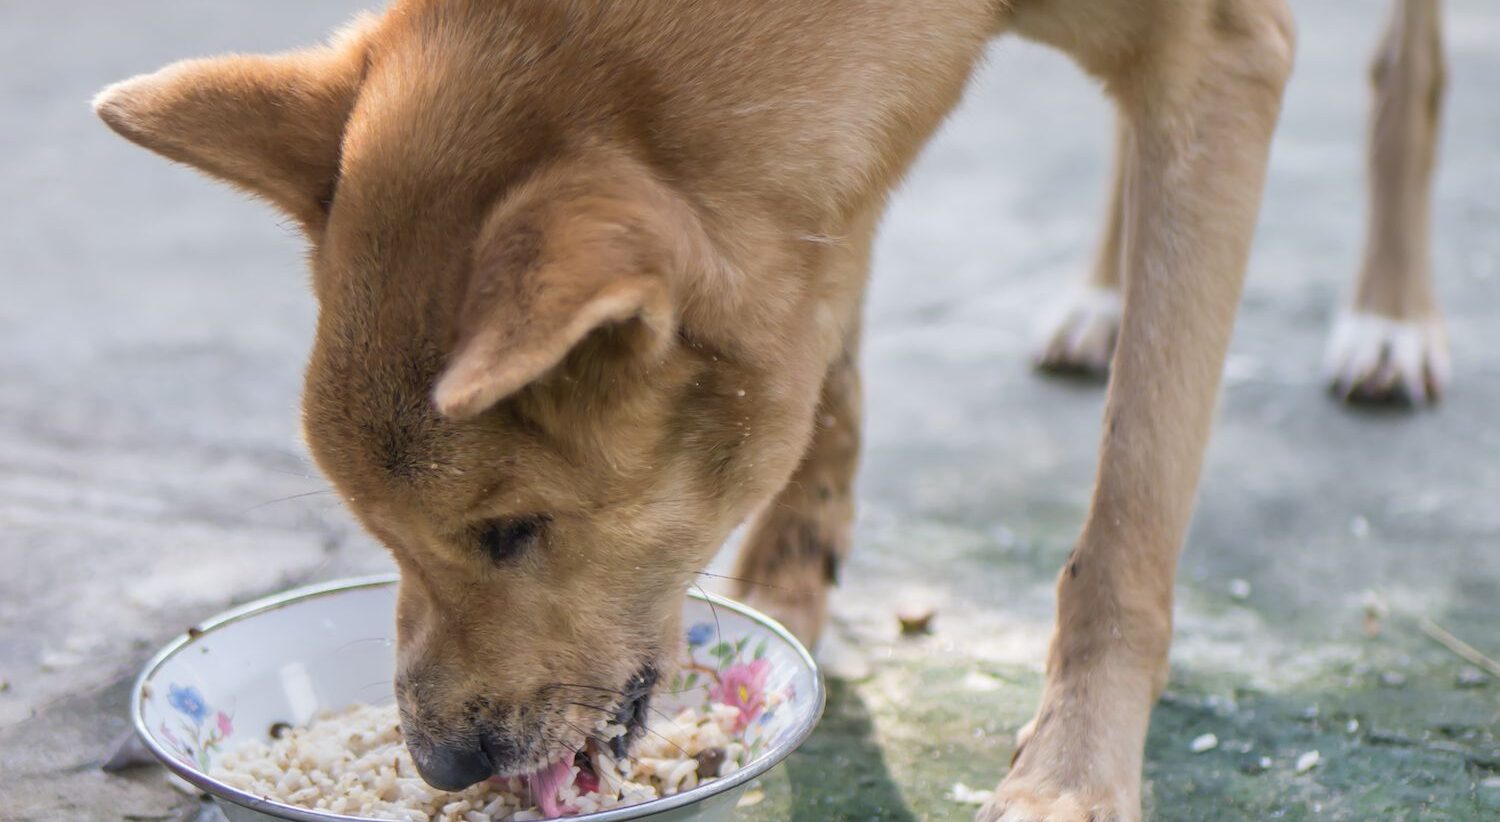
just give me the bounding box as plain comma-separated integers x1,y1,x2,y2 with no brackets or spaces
96,0,1294,818
1038,0,1449,406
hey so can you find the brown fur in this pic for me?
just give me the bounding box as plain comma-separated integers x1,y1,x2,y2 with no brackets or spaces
96,0,1295,817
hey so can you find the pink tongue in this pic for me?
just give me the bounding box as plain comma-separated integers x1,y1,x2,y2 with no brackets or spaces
575,766,600,795
528,753,577,818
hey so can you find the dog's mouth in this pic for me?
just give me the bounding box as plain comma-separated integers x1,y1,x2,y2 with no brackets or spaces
503,664,659,816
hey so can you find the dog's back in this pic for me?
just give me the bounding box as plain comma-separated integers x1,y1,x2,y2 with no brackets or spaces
392,1,995,226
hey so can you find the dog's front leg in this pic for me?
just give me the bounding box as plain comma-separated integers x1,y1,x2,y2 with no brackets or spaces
730,325,862,648
984,3,1295,819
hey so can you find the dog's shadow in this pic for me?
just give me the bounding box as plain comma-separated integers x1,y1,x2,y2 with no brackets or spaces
782,678,917,822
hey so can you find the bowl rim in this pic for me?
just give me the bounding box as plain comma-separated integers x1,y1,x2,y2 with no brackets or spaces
131,573,825,822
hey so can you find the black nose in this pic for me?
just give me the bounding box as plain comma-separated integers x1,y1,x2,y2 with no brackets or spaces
412,741,493,792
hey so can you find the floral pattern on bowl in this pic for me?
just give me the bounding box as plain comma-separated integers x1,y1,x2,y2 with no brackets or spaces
670,621,797,760
158,684,235,771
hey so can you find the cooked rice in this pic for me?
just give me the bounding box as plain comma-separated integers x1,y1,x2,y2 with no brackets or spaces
211,701,752,821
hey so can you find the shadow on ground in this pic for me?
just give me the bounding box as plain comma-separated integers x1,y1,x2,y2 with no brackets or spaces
780,679,918,822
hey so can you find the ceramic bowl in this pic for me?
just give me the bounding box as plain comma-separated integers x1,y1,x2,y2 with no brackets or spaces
132,575,823,822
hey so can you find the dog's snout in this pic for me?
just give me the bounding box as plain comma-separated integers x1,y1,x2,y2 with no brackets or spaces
410,739,493,792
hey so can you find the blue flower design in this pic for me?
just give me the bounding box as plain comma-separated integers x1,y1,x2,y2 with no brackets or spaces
168,684,210,723
686,623,714,648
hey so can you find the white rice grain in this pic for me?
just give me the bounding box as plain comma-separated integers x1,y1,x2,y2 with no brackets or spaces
212,700,751,821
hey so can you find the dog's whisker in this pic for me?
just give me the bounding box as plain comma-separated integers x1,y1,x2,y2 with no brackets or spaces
558,717,592,740
240,488,337,514
694,570,786,592
693,582,726,671
564,700,611,713
561,720,636,768
541,682,628,697
258,461,322,479
637,725,689,758
542,680,669,717
564,698,686,736
332,637,396,654
553,681,686,727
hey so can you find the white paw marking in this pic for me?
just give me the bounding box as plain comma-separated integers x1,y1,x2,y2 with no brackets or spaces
1324,311,1450,404
1033,286,1122,374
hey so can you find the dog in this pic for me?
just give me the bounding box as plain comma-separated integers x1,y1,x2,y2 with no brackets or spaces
95,0,1295,819
1035,0,1449,407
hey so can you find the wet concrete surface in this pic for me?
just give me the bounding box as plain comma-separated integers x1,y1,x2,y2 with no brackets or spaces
2,1,1497,820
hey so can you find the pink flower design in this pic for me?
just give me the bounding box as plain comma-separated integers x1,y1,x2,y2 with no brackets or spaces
216,711,234,737
709,658,770,731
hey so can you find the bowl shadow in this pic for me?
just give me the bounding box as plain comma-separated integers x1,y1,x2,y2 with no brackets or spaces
785,679,916,822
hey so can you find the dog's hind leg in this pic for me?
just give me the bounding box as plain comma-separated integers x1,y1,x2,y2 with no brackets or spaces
1326,0,1448,406
729,325,862,648
1034,115,1128,376
982,2,1294,820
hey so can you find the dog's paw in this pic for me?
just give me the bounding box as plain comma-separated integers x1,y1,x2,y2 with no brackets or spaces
1324,310,1449,406
1033,286,1121,376
977,786,1131,822
976,663,1147,822
976,739,1138,822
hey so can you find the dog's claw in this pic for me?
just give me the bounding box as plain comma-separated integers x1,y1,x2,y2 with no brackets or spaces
1324,310,1448,406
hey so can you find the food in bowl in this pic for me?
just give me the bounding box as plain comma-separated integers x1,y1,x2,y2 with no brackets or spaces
134,578,822,822
213,688,778,821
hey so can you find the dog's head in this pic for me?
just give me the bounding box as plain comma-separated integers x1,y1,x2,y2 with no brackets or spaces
96,6,829,795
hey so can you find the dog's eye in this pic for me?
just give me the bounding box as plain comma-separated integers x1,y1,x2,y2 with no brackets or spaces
477,516,546,564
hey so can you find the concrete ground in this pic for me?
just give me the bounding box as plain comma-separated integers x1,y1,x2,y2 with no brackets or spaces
2,1,1497,820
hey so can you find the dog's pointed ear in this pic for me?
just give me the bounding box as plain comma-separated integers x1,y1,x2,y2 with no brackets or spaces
433,162,695,421
92,20,371,227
